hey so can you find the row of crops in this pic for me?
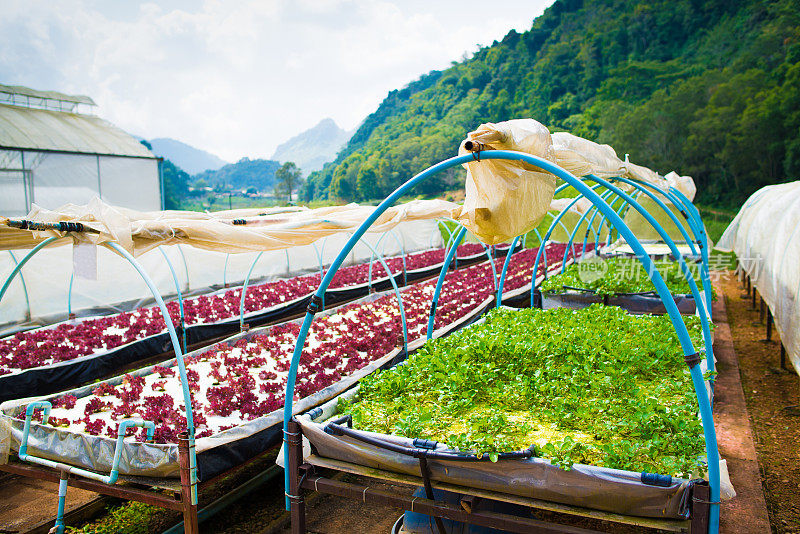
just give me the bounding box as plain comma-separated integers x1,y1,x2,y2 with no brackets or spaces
0,137,726,533
0,237,586,477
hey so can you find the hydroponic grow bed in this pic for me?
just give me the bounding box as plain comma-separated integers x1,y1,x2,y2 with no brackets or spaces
538,256,709,315
0,253,536,481
0,242,508,402
296,305,721,519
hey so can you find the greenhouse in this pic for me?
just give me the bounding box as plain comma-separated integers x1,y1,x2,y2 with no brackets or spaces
0,118,780,534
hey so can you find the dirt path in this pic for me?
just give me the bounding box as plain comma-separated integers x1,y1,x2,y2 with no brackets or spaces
720,273,800,533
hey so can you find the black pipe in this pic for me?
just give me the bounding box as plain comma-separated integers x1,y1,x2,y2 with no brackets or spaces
324,423,534,462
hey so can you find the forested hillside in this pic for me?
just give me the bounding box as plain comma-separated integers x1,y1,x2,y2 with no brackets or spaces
303,0,800,209
194,158,281,192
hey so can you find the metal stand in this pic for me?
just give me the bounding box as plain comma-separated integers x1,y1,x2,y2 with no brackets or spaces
178,432,200,534
284,419,710,534
0,446,199,533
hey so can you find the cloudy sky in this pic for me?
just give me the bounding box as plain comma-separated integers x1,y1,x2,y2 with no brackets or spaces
1,0,553,162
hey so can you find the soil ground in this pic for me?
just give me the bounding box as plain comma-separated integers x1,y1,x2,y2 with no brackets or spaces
719,273,800,533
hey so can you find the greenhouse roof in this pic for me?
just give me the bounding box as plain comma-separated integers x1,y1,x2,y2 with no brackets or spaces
0,103,155,158
0,84,96,106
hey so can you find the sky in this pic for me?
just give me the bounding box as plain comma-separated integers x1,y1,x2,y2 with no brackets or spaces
1,0,553,162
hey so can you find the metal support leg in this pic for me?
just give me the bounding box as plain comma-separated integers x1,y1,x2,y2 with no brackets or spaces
690,482,711,533
178,433,199,534
765,309,773,342
751,286,757,310
781,344,787,370
286,420,306,534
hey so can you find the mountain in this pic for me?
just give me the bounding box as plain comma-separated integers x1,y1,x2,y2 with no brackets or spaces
271,118,353,174
193,157,281,192
148,138,228,175
303,0,800,210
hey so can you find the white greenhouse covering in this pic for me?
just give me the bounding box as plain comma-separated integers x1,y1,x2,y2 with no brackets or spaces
0,85,161,216
717,181,800,374
0,218,443,332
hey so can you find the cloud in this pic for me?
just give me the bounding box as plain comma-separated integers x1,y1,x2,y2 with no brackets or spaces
0,0,552,162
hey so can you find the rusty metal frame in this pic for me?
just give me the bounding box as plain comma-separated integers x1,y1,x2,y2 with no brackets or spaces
0,432,199,532
285,420,711,534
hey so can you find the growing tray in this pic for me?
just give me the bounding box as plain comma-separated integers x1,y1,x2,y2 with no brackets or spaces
539,289,698,315
0,287,495,483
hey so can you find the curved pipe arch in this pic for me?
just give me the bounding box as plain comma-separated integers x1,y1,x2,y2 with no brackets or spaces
529,183,605,306
158,247,187,352
555,178,715,378
0,236,63,305
281,151,720,532
7,251,33,322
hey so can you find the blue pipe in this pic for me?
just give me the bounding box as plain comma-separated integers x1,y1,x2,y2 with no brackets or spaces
426,226,468,339
529,185,604,307
580,191,625,259
281,151,720,533
0,236,61,304
592,187,638,252
102,242,197,505
560,188,619,272
427,220,498,329
223,254,230,287
19,400,155,534
176,245,190,292
359,238,408,355
531,228,548,271
7,250,33,321
239,251,264,331
666,187,713,318
496,235,521,306
158,247,187,352
576,178,715,377
19,401,154,482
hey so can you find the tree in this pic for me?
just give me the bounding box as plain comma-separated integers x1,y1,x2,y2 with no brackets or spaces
275,162,303,202
159,159,190,210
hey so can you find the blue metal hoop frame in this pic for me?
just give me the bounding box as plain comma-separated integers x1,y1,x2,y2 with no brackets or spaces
281,151,720,532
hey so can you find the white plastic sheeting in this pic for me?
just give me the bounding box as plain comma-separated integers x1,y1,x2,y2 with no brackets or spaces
716,181,800,374
0,149,161,215
458,119,557,244
0,219,442,330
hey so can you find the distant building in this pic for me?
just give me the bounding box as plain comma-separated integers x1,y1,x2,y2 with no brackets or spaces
0,84,162,216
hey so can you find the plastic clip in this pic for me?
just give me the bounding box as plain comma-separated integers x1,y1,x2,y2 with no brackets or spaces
684,352,702,368
306,294,323,315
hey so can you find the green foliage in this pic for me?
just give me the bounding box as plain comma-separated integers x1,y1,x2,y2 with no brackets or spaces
66,501,155,534
540,257,712,297
306,0,800,208
194,157,280,192
341,305,707,477
160,159,190,210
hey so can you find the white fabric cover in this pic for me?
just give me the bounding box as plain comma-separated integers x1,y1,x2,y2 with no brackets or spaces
717,181,800,373
458,119,557,244
0,219,442,329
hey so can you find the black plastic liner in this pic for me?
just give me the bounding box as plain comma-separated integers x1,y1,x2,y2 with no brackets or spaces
0,293,314,404
0,331,170,403
539,289,697,315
